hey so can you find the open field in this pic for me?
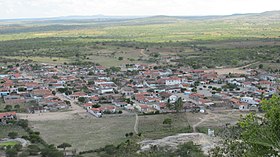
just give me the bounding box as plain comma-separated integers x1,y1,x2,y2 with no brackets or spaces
30,116,135,152
138,113,199,139
26,110,249,152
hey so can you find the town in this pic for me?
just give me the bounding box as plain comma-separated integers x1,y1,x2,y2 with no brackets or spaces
0,60,278,120
0,6,280,156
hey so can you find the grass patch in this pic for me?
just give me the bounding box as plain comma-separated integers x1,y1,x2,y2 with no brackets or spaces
0,141,18,146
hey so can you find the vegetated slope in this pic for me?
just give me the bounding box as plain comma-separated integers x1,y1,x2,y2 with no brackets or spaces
0,10,279,42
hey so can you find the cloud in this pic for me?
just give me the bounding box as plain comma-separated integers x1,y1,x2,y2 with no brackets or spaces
0,0,279,19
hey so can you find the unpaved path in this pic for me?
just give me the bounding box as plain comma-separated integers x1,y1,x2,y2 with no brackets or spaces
134,113,139,134
140,49,148,57
192,111,219,132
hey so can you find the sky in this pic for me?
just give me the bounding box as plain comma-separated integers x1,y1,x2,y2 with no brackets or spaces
0,0,279,19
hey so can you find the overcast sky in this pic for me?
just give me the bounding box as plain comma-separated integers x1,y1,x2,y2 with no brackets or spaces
0,0,279,19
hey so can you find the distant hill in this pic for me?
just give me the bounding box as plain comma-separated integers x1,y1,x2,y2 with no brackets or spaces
0,10,279,41
1,10,280,23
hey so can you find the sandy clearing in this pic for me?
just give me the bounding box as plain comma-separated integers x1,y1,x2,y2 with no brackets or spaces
140,133,221,155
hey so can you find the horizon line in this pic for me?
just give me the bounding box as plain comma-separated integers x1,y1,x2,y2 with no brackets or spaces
0,9,279,21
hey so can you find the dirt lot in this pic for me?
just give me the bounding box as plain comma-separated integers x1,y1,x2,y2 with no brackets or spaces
204,68,249,75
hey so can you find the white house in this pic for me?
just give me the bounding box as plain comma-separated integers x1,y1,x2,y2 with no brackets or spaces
99,88,114,94
165,77,182,86
240,97,259,105
169,95,178,103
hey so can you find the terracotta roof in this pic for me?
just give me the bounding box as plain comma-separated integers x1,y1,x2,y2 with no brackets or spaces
83,103,93,107
139,104,149,109
0,112,16,119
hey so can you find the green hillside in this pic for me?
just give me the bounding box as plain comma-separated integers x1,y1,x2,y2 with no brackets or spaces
0,11,279,69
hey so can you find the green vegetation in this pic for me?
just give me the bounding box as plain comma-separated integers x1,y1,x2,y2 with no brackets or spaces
0,125,28,139
138,114,193,139
81,139,205,157
0,141,18,147
210,95,280,156
0,12,280,68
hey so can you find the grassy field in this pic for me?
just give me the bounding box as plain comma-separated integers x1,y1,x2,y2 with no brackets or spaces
138,113,201,139
30,116,135,152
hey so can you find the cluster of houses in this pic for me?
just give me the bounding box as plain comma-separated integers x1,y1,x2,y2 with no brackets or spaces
0,61,279,118
0,65,69,114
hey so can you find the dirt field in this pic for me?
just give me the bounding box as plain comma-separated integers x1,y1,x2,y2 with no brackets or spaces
204,68,249,75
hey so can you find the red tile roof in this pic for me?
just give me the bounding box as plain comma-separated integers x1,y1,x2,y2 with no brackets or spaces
0,112,16,119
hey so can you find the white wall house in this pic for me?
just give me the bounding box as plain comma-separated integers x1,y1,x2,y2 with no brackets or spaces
99,88,114,94
240,97,259,105
165,78,182,86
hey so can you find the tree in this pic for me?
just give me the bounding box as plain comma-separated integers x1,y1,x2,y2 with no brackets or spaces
88,71,94,75
4,105,13,111
14,144,23,151
27,145,40,155
259,64,264,69
8,132,18,139
5,148,18,157
78,97,86,103
175,97,183,113
210,95,280,156
41,144,64,157
118,57,124,60
14,104,21,110
57,143,72,156
176,141,205,157
92,104,101,108
163,118,172,127
17,119,28,128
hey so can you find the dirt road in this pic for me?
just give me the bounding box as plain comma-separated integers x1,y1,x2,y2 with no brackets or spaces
140,49,148,57
134,113,139,134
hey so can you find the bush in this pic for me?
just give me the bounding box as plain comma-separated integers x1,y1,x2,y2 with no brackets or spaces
27,145,40,155
8,132,18,139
